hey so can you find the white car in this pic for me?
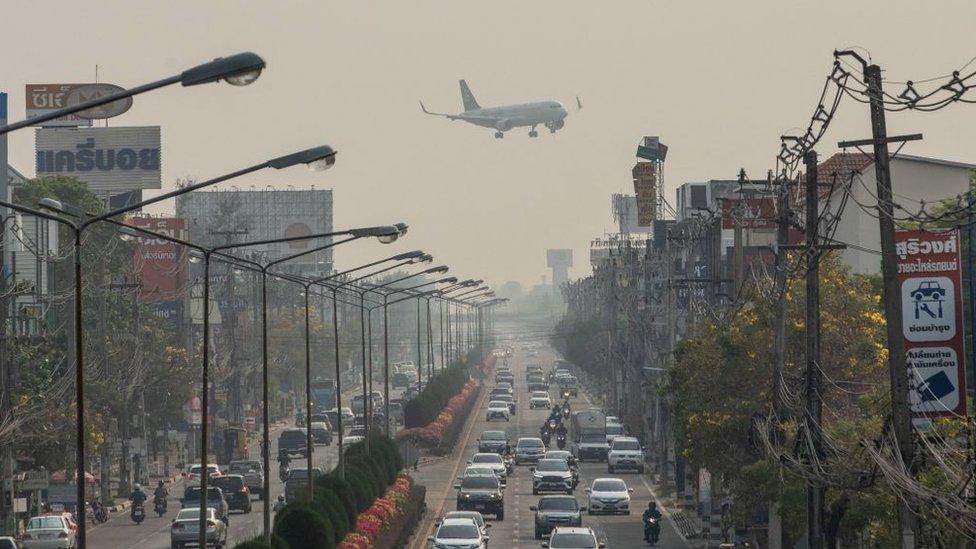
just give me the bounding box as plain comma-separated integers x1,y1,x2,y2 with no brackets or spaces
468,453,508,484
605,423,625,444
21,514,76,549
427,517,489,549
187,463,221,482
586,477,633,515
486,401,511,421
529,392,552,409
344,435,365,445
607,436,644,473
441,511,490,536
542,526,604,549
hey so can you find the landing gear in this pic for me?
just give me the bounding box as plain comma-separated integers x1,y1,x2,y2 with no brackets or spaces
494,131,504,139
529,127,538,138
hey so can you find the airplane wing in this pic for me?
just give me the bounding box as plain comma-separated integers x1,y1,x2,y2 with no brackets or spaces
419,101,461,120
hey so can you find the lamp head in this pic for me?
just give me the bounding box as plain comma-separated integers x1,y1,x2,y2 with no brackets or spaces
117,226,141,242
267,145,337,171
38,197,85,218
350,225,400,243
393,250,425,261
425,265,449,275
188,250,204,264
181,52,265,87
437,277,459,285
394,222,409,237
416,254,434,264
462,280,478,287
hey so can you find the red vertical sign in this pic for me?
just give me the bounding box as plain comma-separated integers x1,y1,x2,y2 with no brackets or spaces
896,229,968,418
127,217,187,302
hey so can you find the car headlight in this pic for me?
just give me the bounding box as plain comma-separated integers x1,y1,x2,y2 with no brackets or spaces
463,493,471,499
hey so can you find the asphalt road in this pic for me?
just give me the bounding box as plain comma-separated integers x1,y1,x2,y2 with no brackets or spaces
86,383,401,549
417,341,690,549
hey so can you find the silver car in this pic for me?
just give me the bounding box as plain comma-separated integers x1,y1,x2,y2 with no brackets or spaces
170,507,227,548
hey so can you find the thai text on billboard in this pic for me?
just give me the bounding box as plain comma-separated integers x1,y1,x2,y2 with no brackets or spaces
721,198,778,230
26,84,95,127
127,217,186,302
35,126,162,194
895,229,967,418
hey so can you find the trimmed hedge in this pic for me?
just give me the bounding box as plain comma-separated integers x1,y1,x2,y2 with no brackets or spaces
403,363,470,428
431,383,482,456
315,475,358,525
273,504,334,549
372,484,427,549
311,491,348,544
234,534,288,549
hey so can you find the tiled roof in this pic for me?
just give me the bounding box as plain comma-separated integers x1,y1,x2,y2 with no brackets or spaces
817,152,873,186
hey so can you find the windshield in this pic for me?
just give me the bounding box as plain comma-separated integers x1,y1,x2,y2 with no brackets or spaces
481,431,505,441
581,434,606,443
613,440,640,451
606,425,624,435
461,477,499,490
184,487,222,499
592,479,626,492
229,461,260,472
546,451,571,460
473,454,503,464
518,439,544,449
446,512,483,526
538,497,579,511
437,524,479,539
536,460,569,472
28,517,64,530
551,533,597,548
532,393,548,398
488,401,507,409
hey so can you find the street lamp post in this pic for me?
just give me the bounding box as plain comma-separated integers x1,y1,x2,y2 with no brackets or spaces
0,52,266,135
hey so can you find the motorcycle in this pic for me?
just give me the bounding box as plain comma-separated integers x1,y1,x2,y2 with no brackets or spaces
561,404,571,419
503,453,515,475
561,388,571,400
556,432,567,450
279,462,289,482
547,418,559,432
154,497,167,517
130,503,146,525
644,517,660,545
540,430,552,447
90,502,108,524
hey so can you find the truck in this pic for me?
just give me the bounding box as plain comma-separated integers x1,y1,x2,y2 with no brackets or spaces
310,378,337,410
570,409,609,462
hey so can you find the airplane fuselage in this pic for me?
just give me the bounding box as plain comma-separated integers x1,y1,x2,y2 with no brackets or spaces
458,101,568,131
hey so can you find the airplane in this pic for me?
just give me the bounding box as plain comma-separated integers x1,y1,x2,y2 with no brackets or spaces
420,80,580,139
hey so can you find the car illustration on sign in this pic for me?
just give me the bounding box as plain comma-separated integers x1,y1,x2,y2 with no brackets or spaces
910,281,945,301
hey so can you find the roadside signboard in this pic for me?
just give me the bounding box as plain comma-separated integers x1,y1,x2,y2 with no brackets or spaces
63,83,132,119
896,229,968,418
721,198,778,230
632,162,656,226
25,84,94,127
126,217,186,301
21,470,49,491
35,126,162,194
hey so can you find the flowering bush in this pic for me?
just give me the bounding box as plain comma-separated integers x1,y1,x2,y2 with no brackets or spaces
396,381,477,447
338,475,417,549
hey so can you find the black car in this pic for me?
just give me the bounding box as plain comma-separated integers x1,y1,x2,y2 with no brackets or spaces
477,430,510,454
211,474,252,513
309,422,333,445
277,428,307,457
532,495,584,539
455,475,505,520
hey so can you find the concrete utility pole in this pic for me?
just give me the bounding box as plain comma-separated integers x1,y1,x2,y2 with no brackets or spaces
835,51,918,547
209,229,248,426
803,151,825,549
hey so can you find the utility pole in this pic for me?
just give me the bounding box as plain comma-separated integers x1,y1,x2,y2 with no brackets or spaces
771,171,790,420
803,151,825,549
732,204,745,297
835,50,917,547
209,229,248,426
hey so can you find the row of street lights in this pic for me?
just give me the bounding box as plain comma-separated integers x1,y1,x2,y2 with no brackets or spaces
0,51,505,547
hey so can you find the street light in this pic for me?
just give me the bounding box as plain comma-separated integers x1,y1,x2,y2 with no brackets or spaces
24,144,339,547
0,52,266,135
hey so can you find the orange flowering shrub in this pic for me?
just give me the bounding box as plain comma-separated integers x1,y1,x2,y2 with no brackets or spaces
396,381,478,447
338,474,417,549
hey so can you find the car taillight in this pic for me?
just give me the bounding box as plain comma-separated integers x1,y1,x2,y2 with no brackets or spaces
241,487,249,494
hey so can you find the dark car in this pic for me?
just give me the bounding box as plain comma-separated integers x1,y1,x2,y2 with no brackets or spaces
180,486,229,520
455,475,504,520
277,428,307,457
285,467,324,502
478,430,510,454
532,495,584,539
211,474,252,513
309,422,332,445
528,382,548,393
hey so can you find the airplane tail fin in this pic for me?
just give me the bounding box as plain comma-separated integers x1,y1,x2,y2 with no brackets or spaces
459,79,481,112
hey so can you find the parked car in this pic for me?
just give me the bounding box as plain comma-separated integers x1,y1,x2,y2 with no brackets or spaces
454,475,504,520
227,460,263,497
532,495,583,539
428,518,489,549
542,527,603,549
211,474,252,513
486,401,510,422
477,430,509,454
515,437,547,465
170,507,227,549
21,514,77,549
607,436,644,473
277,428,308,457
585,478,633,515
180,486,229,520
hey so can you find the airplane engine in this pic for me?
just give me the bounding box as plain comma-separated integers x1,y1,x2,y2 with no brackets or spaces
494,119,512,131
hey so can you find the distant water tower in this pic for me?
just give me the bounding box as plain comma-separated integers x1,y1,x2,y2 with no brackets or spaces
546,249,573,290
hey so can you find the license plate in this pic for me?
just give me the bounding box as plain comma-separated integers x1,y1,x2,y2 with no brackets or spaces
474,504,486,510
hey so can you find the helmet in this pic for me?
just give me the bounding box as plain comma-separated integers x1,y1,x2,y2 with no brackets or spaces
158,481,164,487
134,484,141,491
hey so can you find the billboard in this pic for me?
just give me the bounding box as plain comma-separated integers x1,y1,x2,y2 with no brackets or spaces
636,136,668,162
35,126,162,194
895,230,967,418
127,217,186,302
721,198,778,230
25,84,95,127
632,162,657,226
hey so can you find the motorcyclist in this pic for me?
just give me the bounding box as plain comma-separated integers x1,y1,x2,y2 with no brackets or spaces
153,481,168,512
556,422,568,439
272,495,287,513
129,484,147,505
549,405,562,422
642,501,663,542
277,448,290,465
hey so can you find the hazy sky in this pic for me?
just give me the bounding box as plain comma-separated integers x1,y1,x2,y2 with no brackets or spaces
3,1,976,288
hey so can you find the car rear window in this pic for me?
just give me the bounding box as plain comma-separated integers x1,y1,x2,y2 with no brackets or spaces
213,476,244,490
551,533,596,548
461,476,498,490
481,431,505,440
519,439,544,448
472,454,503,464
29,517,64,529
